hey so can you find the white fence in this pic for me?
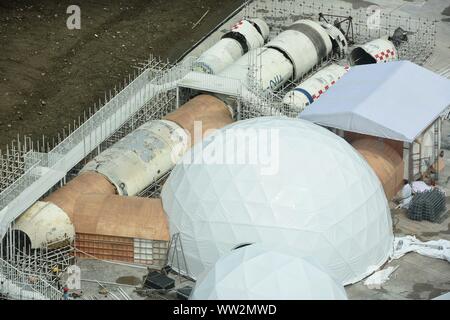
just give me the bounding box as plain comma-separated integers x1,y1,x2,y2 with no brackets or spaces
0,58,194,239
0,257,61,300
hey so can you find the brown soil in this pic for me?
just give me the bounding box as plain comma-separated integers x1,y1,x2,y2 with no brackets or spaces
0,0,242,151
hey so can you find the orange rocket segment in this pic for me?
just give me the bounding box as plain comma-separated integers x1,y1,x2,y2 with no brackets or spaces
351,138,404,200
72,195,169,241
44,172,116,221
163,94,234,146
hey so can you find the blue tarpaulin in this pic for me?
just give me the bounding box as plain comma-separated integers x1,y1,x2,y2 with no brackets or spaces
299,61,450,142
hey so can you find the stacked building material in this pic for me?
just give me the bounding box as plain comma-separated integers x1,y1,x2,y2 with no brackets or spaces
407,189,447,223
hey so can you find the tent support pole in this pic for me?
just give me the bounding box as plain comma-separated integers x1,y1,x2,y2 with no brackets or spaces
408,143,413,181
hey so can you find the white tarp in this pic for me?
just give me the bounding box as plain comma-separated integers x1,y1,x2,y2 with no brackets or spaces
391,235,450,262
300,61,450,142
363,266,399,289
397,183,413,209
411,181,432,193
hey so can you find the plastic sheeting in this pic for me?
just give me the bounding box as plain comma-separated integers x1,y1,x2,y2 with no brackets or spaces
411,181,432,193
190,244,347,300
397,183,413,209
363,266,398,289
300,61,450,142
162,117,394,285
351,138,404,200
392,236,450,262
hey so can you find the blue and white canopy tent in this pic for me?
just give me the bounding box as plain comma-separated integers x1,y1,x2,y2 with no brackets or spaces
300,60,450,143
299,60,450,180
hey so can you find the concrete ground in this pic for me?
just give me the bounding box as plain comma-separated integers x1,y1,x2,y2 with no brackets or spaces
73,259,195,300
74,259,149,300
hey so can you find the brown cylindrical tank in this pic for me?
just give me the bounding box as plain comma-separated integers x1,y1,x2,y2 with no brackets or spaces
15,94,233,251
72,195,169,241
352,138,404,200
44,172,116,220
344,131,403,156
164,94,234,146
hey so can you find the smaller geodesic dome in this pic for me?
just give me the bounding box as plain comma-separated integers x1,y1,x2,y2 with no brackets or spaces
190,244,347,300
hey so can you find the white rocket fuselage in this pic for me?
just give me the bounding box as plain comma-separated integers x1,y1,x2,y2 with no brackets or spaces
283,63,349,112
193,18,270,75
220,20,346,91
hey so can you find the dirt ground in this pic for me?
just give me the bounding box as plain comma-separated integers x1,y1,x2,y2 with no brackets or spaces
0,0,243,151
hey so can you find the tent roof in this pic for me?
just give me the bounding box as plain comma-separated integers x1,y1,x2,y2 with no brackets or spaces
299,61,450,142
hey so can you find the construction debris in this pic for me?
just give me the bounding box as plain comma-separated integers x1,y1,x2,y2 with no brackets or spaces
144,271,175,290
70,290,83,298
363,266,399,289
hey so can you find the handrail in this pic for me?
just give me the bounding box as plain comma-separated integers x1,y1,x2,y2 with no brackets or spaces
0,257,61,300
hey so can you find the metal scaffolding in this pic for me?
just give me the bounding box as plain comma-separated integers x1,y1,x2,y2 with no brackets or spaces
0,223,73,300
243,0,436,66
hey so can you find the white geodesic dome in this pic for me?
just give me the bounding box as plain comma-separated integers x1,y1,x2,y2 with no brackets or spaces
190,244,348,300
162,117,393,285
